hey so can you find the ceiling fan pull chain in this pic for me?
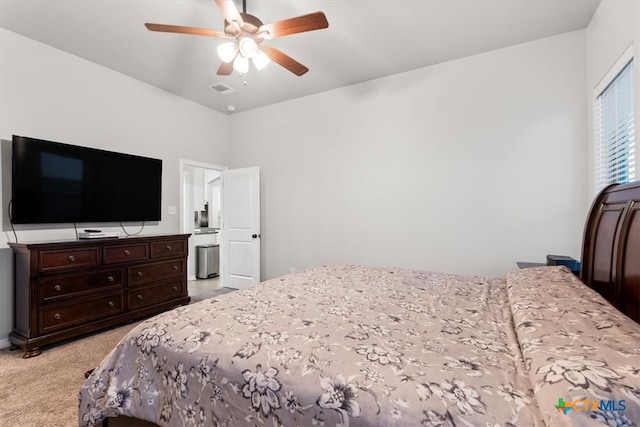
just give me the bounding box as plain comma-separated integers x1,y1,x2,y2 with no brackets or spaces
237,72,247,86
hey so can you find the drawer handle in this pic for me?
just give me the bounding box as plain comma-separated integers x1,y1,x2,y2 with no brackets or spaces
108,301,115,307
172,265,179,271
172,286,179,291
124,250,131,256
107,276,115,282
166,245,172,251
54,313,61,320
54,284,62,292
68,255,76,262
137,271,143,277
137,294,143,300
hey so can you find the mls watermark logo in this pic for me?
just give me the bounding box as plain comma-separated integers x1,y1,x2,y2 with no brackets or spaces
555,397,626,415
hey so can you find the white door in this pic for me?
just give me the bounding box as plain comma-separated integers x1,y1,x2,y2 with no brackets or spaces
221,167,261,289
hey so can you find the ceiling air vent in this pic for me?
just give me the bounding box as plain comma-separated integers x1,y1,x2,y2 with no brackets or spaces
210,83,236,95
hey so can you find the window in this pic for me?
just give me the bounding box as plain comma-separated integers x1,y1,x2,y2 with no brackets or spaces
594,50,635,193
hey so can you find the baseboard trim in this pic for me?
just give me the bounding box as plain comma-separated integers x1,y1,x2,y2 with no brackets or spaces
0,338,11,349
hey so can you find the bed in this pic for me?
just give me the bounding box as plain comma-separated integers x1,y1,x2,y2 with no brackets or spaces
79,181,640,426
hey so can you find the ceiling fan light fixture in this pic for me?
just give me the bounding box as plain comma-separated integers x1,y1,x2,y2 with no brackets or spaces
217,42,238,63
146,2,329,77
233,55,249,73
252,49,270,70
238,37,258,58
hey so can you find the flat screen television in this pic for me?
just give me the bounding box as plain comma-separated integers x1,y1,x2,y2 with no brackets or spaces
11,135,162,224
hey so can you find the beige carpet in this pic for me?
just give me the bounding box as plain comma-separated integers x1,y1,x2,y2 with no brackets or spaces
0,323,141,427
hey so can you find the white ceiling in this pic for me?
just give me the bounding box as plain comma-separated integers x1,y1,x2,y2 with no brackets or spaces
0,0,600,114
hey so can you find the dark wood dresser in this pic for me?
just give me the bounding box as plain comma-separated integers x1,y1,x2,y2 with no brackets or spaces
8,233,191,357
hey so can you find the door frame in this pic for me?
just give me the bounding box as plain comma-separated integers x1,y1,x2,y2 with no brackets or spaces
179,159,227,282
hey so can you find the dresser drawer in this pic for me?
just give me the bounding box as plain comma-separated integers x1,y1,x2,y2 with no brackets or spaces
150,239,187,259
103,243,149,264
128,279,186,310
39,248,99,273
39,269,124,303
128,259,185,286
39,292,124,334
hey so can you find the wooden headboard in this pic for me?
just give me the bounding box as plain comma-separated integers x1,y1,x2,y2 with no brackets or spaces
581,180,640,323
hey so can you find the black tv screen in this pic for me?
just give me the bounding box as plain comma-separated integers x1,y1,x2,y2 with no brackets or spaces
11,135,162,224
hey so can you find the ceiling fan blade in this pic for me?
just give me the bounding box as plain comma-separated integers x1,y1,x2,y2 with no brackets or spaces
260,45,309,76
258,11,328,39
215,0,244,32
217,61,234,76
144,23,230,39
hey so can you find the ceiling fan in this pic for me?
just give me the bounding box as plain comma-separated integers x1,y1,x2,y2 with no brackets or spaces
145,0,329,76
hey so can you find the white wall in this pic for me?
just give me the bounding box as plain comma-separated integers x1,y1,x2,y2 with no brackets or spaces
0,29,231,343
586,0,640,196
229,30,589,280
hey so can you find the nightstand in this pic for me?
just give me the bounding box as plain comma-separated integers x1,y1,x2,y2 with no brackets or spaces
516,262,546,269
516,261,580,277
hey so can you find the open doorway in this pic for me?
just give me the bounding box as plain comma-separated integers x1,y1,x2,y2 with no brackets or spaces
179,159,226,291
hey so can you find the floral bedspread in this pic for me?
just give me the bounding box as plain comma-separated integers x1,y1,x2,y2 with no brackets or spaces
78,265,640,426
507,267,640,426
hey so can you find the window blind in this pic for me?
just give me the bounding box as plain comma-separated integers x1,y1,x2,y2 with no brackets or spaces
594,60,635,192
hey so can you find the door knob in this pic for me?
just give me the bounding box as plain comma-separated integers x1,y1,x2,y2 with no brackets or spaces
252,234,260,239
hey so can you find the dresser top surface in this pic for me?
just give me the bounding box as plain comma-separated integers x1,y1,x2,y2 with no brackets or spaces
8,233,191,250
